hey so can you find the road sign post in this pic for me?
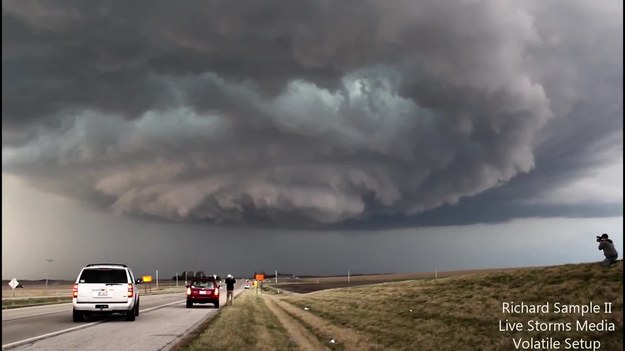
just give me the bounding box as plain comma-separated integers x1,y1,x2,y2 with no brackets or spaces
255,273,265,295
8,278,19,297
142,275,153,294
45,259,54,292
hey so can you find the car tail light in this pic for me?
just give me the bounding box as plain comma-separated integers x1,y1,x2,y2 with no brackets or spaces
72,284,78,298
214,287,219,295
128,284,134,298
186,287,191,295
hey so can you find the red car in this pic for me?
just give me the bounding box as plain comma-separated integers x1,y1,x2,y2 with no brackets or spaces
186,278,220,308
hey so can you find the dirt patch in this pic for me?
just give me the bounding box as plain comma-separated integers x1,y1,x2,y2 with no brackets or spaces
264,296,327,351
272,297,383,351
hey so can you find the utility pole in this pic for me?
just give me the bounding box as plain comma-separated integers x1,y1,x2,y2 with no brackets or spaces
275,270,278,284
435,267,438,279
45,259,54,292
348,269,350,283
175,272,178,287
156,270,159,288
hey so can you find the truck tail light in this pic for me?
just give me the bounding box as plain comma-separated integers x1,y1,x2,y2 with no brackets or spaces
72,284,78,298
128,284,134,298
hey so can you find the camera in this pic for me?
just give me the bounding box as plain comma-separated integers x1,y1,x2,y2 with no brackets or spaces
596,236,603,242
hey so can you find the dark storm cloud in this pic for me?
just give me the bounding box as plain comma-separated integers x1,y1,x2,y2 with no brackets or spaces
2,0,622,228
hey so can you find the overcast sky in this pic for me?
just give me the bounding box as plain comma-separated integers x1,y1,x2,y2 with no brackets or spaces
2,0,622,280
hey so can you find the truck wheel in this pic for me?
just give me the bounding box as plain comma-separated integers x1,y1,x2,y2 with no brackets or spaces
125,309,136,321
72,309,83,322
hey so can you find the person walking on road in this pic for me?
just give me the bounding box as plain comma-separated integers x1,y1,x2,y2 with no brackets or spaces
225,274,236,305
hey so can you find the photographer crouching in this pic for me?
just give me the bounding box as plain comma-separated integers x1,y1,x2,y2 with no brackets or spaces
596,233,618,267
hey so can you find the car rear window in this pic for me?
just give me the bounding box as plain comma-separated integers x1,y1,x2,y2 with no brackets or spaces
79,268,128,283
191,280,216,288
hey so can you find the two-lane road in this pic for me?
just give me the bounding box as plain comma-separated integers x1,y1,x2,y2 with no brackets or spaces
2,286,243,350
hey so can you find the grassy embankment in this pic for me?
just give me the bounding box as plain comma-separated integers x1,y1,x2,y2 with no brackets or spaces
177,261,623,351
175,291,296,351
2,297,72,309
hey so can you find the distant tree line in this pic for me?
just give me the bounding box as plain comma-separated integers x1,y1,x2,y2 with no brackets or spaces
171,271,216,280
169,271,299,281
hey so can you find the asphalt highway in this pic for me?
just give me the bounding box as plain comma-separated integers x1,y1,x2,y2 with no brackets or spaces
2,286,243,350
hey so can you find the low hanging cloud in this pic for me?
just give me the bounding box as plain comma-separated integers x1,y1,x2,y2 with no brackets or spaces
2,0,622,228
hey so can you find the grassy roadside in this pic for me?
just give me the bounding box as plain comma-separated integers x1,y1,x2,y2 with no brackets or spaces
175,291,296,351
283,261,623,350
268,296,383,351
2,297,72,309
170,262,623,350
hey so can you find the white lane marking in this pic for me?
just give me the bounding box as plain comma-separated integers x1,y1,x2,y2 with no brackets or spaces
1,299,185,350
2,304,72,322
1,321,101,350
141,299,184,313
2,293,182,321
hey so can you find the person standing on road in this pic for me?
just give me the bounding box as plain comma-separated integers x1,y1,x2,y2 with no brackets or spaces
225,274,236,305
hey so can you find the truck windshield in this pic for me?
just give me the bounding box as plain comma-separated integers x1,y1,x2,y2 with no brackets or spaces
79,268,127,283
191,281,215,288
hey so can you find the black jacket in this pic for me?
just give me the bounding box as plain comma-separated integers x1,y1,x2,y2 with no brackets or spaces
225,277,236,291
